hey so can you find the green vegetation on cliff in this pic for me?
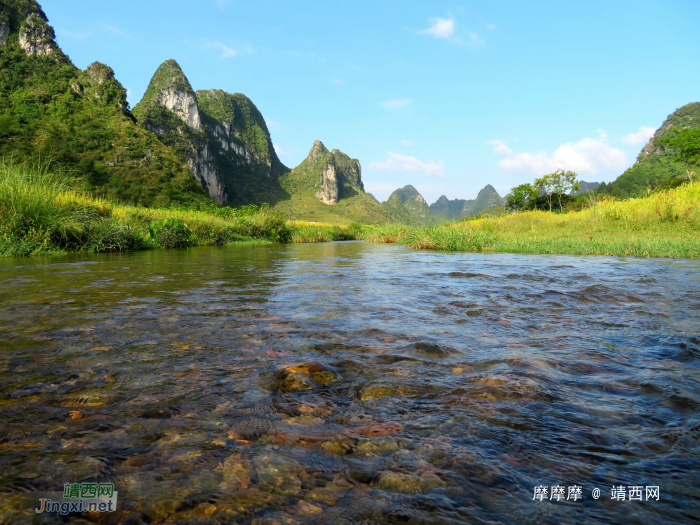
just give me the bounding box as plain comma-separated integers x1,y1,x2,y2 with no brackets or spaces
381,185,433,226
197,89,280,170
273,140,393,224
0,7,208,207
600,102,700,198
430,185,505,221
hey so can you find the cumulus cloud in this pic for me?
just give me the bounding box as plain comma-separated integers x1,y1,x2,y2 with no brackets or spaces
419,15,484,46
488,132,628,175
622,126,656,146
369,152,445,177
420,16,455,39
381,98,411,110
274,144,290,158
486,140,514,157
401,140,412,146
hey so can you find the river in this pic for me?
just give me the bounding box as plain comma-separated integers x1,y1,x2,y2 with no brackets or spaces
1,242,699,524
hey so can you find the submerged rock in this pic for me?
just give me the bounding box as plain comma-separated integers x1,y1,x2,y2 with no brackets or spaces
372,470,445,493
412,342,457,358
359,384,418,400
269,362,339,393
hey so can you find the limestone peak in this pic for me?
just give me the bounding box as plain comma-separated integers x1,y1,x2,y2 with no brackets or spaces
391,185,422,204
135,59,201,130
307,140,329,163
0,0,58,55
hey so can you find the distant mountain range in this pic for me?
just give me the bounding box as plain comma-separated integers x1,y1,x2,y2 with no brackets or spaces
430,185,506,222
1,0,696,222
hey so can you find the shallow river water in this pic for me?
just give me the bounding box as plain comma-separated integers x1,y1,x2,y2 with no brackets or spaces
1,242,699,524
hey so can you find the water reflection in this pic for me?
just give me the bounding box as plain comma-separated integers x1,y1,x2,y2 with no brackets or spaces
0,242,699,524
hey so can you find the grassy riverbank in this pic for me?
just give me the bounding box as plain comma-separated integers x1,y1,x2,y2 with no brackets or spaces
365,183,700,258
0,161,289,256
2,161,698,258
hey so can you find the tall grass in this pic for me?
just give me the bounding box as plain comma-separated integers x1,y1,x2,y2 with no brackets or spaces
0,161,289,256
366,183,700,258
287,221,364,243
0,160,142,255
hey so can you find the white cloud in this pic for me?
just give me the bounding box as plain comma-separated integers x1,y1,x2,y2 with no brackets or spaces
203,41,249,58
486,139,514,157
486,23,497,30
125,88,132,104
489,132,628,175
274,144,290,158
381,98,411,110
57,29,92,41
400,140,412,146
104,24,135,41
331,78,344,84
622,126,656,146
369,152,445,177
420,16,455,39
214,0,230,8
418,15,484,46
265,119,285,131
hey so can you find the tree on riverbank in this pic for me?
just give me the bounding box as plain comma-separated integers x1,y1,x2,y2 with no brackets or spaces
534,170,579,212
506,170,580,213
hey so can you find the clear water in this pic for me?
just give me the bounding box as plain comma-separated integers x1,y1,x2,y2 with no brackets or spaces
1,242,699,524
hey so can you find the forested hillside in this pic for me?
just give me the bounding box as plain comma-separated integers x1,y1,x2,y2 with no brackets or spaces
0,0,208,206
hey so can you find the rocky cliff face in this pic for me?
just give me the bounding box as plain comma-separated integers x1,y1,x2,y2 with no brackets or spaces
288,140,364,206
18,13,53,55
331,149,363,189
0,17,9,46
317,163,339,205
133,61,289,205
156,87,201,130
0,2,57,55
132,60,226,202
196,89,281,175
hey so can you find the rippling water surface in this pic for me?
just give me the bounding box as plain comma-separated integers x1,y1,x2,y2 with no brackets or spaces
1,242,699,524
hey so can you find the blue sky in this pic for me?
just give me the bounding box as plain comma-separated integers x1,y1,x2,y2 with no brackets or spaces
42,0,700,204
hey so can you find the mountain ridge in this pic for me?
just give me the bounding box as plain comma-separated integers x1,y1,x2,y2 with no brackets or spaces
430,184,505,221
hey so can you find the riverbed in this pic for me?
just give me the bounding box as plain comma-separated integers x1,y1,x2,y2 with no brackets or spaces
1,242,699,524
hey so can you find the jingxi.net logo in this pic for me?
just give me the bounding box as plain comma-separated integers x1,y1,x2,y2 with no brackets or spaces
35,483,118,515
